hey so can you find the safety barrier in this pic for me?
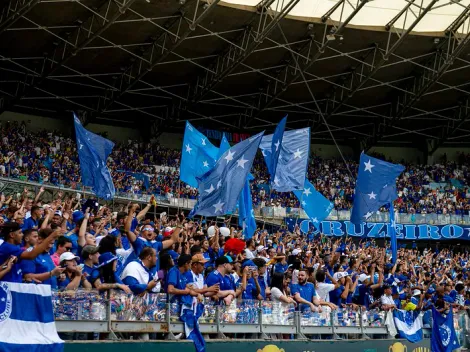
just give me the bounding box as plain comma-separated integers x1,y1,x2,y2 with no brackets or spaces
52,290,392,339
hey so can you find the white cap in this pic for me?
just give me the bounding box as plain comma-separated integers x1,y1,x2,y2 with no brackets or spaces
59,252,80,263
292,249,302,256
413,289,421,296
220,227,230,237
333,272,349,281
54,210,63,217
358,274,371,282
256,245,266,252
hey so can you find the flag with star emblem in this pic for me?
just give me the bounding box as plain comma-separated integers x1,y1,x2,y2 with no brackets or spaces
431,307,460,352
73,113,115,200
180,121,219,188
293,179,333,227
266,116,286,186
238,173,257,239
393,309,423,343
350,153,404,225
259,127,310,192
189,132,264,217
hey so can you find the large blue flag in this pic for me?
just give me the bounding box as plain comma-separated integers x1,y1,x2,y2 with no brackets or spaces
393,309,423,343
217,133,231,159
74,114,115,200
181,303,206,352
293,179,333,226
0,282,64,351
267,116,287,184
259,127,309,192
350,153,404,225
431,307,460,352
239,174,256,239
180,121,219,188
189,132,264,217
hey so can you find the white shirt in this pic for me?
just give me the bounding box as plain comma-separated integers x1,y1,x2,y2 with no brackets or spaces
380,294,395,306
316,282,335,302
245,249,255,259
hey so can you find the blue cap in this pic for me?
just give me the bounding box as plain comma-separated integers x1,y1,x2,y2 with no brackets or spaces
108,229,120,237
241,260,256,268
225,255,233,263
426,288,435,295
72,211,84,223
98,252,117,267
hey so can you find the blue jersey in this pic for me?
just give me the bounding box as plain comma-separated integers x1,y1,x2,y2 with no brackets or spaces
21,252,58,289
0,242,24,283
166,266,192,306
291,282,317,312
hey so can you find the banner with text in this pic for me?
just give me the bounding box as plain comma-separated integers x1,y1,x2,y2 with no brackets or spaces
286,218,470,241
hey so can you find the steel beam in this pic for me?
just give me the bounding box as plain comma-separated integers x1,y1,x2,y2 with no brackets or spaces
97,0,222,115
243,0,369,128
362,3,470,151
0,0,40,34
0,0,137,115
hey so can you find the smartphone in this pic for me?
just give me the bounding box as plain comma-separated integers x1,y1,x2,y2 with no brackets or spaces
78,264,84,270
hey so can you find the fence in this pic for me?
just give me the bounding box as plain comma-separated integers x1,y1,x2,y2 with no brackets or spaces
52,290,391,339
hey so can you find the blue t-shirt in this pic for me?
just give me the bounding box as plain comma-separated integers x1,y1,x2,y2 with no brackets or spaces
206,270,234,291
244,278,258,300
166,266,192,306
21,252,57,289
22,217,39,231
0,242,24,283
329,286,345,306
83,264,100,286
291,282,317,312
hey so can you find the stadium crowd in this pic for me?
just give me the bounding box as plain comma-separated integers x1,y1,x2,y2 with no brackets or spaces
0,121,469,215
0,186,468,333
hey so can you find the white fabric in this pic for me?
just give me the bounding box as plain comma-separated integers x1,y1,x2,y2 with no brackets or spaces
0,319,63,345
385,310,398,337
8,282,51,297
244,249,255,259
315,282,335,302
191,270,204,290
380,294,395,306
394,312,423,335
120,261,149,284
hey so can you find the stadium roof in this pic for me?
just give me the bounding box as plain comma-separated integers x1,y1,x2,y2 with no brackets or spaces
1,0,470,153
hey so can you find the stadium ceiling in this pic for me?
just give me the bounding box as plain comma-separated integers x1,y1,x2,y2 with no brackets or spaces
1,0,470,153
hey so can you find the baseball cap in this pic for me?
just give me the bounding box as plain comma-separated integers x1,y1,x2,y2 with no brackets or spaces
191,253,208,264
163,227,173,237
413,289,421,297
54,210,63,217
292,249,302,256
256,245,266,252
81,245,100,259
241,260,256,269
358,274,371,282
108,228,121,237
426,287,436,295
59,252,80,263
333,272,349,281
72,211,84,223
98,252,117,267
215,256,231,266
0,222,21,236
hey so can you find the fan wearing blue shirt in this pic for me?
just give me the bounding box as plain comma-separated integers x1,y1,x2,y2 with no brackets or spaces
167,254,198,306
291,268,321,313
22,205,41,231
121,247,159,295
0,223,62,283
205,256,237,305
22,228,66,288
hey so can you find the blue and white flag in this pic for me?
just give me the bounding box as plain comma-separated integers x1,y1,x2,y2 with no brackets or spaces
74,113,115,200
393,309,423,343
239,174,256,239
189,132,264,217
259,127,309,192
180,121,219,188
0,282,64,352
217,133,231,159
267,116,287,185
180,303,205,352
293,179,333,227
431,307,460,352
350,153,404,225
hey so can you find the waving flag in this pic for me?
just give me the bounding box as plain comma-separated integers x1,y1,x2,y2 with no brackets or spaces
180,303,206,352
239,174,256,239
393,309,423,343
180,121,219,188
294,179,333,226
431,307,460,352
0,282,64,351
266,116,286,185
217,133,231,159
189,132,264,217
259,127,309,192
74,113,115,200
350,153,404,225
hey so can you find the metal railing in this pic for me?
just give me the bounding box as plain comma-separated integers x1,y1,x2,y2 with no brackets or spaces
52,290,391,339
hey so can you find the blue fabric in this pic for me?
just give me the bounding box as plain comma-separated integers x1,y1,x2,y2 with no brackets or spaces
10,290,54,323
267,116,287,185
238,174,256,239
180,121,219,188
0,342,64,352
294,178,333,226
122,276,147,295
166,267,192,306
390,201,398,264
22,217,39,231
259,127,310,192
189,132,264,217
180,303,206,352
0,242,24,283
350,153,404,225
393,309,423,343
431,306,460,352
21,253,57,289
73,113,115,200
291,282,316,312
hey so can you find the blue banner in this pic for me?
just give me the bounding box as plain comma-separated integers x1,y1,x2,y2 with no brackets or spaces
285,218,470,241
